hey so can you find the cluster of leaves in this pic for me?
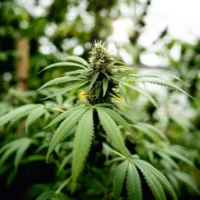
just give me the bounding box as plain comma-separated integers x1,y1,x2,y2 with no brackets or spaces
0,42,199,199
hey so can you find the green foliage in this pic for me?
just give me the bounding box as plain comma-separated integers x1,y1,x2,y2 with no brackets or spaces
126,162,142,200
0,138,33,171
0,41,199,200
46,106,89,161
72,109,94,186
0,104,40,127
36,191,70,200
96,106,129,157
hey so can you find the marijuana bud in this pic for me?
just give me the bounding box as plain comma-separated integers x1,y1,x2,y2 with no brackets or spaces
89,41,114,72
86,41,117,105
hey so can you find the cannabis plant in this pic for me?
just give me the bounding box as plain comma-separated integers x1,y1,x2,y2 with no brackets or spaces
0,41,199,199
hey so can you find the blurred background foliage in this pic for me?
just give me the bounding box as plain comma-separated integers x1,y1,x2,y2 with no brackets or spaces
0,0,199,199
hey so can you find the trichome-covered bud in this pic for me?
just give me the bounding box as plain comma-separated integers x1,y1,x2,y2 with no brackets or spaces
86,41,117,105
89,41,114,73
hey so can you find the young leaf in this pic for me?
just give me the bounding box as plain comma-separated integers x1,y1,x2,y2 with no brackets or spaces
72,109,94,186
119,83,128,103
88,72,99,90
25,106,46,133
96,107,129,157
113,160,128,200
103,78,109,96
46,106,88,161
126,162,142,200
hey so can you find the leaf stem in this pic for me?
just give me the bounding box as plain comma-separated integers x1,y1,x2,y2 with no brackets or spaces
55,177,71,194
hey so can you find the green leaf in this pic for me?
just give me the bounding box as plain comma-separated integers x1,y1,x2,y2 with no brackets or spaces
126,162,142,200
131,124,159,141
0,138,32,171
136,159,177,200
14,138,32,170
40,62,86,73
173,171,200,195
38,76,83,90
45,106,86,129
88,72,99,90
157,152,179,169
161,148,194,166
136,122,168,141
64,69,85,76
46,106,88,161
98,107,132,133
58,153,72,174
122,82,158,107
103,78,109,96
96,107,129,157
42,81,88,100
72,109,94,186
0,104,39,127
135,160,166,200
136,78,193,98
65,56,89,67
26,106,46,133
119,83,128,103
113,160,128,200
36,191,69,200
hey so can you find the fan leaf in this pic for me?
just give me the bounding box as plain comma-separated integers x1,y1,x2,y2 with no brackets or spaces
135,160,166,200
65,56,89,67
72,109,94,186
136,78,193,98
96,107,129,157
113,160,128,200
136,159,177,200
122,82,158,108
97,106,132,133
0,104,40,127
25,106,46,133
40,62,86,73
46,106,88,161
126,162,142,200
39,76,83,90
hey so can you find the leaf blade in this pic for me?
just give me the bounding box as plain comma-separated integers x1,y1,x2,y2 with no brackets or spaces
72,109,94,186
97,107,129,157
113,160,128,200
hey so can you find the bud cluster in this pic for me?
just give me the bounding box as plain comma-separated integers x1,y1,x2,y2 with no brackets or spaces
89,41,114,73
86,41,117,105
